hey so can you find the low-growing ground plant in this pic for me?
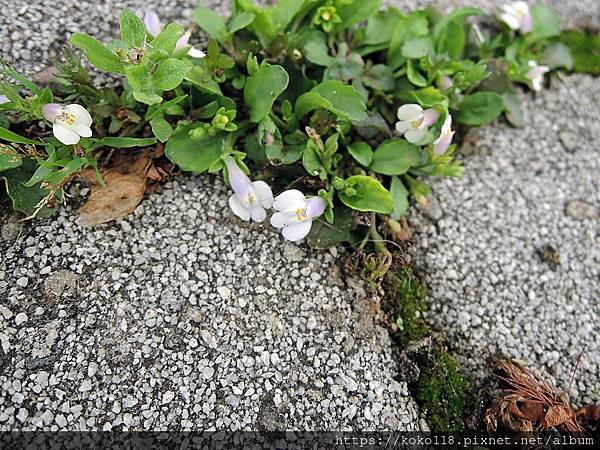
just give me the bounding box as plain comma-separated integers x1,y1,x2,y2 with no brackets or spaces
0,0,574,249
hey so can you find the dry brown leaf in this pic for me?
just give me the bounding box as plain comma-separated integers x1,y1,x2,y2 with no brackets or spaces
78,171,147,227
78,151,152,227
545,404,573,428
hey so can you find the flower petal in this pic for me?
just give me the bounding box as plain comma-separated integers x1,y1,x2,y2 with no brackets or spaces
499,12,520,30
229,194,251,221
41,103,61,122
273,189,306,212
65,104,93,127
396,104,423,121
421,108,440,128
53,124,81,145
144,10,162,37
405,127,427,144
270,211,295,229
249,204,267,223
71,124,92,138
187,47,206,58
282,220,312,242
225,156,251,198
395,120,411,133
306,196,326,219
0,95,9,105
252,180,273,209
175,31,191,52
521,13,533,33
433,130,454,155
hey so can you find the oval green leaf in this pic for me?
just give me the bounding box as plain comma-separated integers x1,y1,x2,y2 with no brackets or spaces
165,124,224,173
370,139,422,175
338,175,394,214
454,91,504,126
243,63,289,123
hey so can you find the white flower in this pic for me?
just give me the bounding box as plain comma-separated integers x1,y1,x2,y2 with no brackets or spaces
225,156,273,222
143,11,205,58
270,190,326,242
499,1,533,34
526,60,550,92
0,95,9,105
41,103,92,145
433,115,455,155
395,104,440,144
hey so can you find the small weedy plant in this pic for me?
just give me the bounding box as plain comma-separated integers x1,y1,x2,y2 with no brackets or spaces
0,1,573,248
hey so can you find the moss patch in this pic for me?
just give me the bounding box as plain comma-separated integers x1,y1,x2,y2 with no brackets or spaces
384,267,475,433
560,30,600,74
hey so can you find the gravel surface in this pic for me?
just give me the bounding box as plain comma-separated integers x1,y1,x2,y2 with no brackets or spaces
0,176,421,430
410,73,600,406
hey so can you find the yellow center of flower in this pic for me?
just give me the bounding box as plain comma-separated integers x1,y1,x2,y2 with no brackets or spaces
56,110,76,126
247,193,257,204
410,117,423,129
295,206,308,222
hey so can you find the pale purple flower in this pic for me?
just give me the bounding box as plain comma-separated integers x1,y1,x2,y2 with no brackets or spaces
433,115,455,155
143,11,205,58
439,75,454,91
41,103,92,145
499,1,533,34
395,104,440,144
225,156,273,222
143,11,162,37
0,95,9,105
270,190,326,242
526,60,550,91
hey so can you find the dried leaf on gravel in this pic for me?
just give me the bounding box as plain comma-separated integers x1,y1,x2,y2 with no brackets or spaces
484,359,582,434
78,151,152,227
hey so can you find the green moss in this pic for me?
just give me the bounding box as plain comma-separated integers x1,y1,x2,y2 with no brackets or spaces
385,267,429,346
384,267,475,433
560,30,600,74
415,349,475,433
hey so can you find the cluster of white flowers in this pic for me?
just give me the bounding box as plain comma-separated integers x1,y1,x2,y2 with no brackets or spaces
225,157,326,242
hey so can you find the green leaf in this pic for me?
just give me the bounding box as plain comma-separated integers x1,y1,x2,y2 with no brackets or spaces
150,114,173,142
93,137,158,149
133,91,163,105
0,126,42,145
153,58,189,91
502,91,524,128
370,139,421,175
307,205,355,249
388,12,428,69
390,175,409,219
243,63,289,122
295,80,367,121
1,159,56,217
542,42,573,70
70,33,125,73
411,87,448,108
165,124,224,173
407,60,428,87
454,91,504,126
228,12,255,34
195,7,228,41
432,7,482,41
531,4,561,40
347,142,373,167
272,0,310,29
435,19,465,59
0,145,23,172
363,9,403,46
150,23,185,55
43,158,87,186
402,36,434,59
303,30,335,67
362,64,395,91
336,0,381,30
560,30,600,74
302,143,322,176
145,95,188,121
120,10,147,49
338,175,394,214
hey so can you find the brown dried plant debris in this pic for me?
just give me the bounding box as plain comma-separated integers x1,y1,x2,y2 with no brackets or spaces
77,147,174,227
484,359,583,434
